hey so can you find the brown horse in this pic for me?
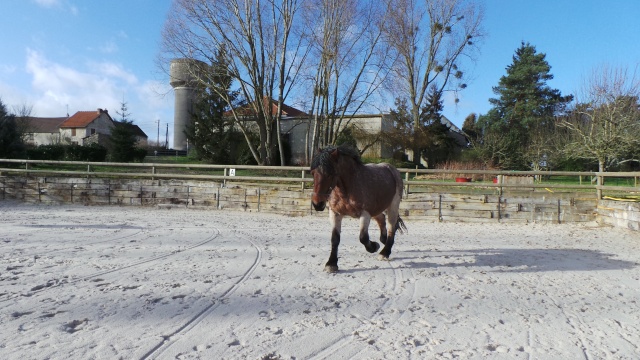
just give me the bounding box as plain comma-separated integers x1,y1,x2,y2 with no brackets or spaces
310,145,406,272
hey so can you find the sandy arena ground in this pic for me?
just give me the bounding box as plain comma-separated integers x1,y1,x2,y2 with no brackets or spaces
1,202,640,359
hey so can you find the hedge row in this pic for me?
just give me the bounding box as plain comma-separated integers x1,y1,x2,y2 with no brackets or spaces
26,144,107,162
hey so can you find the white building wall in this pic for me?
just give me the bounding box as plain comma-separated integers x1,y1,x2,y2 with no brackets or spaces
280,114,394,163
62,113,114,145
32,132,62,146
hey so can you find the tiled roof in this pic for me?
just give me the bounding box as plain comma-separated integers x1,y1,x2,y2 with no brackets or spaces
114,121,148,138
28,117,68,133
60,110,111,128
227,97,307,117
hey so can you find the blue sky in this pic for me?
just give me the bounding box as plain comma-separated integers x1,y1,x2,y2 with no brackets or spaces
1,1,639,148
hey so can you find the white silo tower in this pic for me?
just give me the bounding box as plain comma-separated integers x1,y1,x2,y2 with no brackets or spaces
170,58,206,151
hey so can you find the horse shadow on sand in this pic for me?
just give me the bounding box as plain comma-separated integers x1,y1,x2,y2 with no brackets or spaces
339,248,638,273
392,248,639,273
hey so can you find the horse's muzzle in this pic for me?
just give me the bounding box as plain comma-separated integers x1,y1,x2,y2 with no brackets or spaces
312,201,326,211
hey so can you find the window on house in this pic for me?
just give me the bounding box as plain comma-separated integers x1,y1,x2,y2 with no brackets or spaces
90,128,96,135
71,128,76,136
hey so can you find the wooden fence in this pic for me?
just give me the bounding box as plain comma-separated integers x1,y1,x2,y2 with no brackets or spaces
1,159,639,229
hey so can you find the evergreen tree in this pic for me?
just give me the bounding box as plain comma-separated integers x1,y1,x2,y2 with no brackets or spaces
110,100,138,162
476,42,572,169
462,113,479,142
185,47,237,164
420,86,456,167
387,86,458,168
0,98,26,159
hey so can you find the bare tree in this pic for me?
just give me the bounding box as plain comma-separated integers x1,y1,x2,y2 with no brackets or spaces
382,0,484,165
12,103,34,144
559,65,640,172
161,0,308,165
301,0,393,160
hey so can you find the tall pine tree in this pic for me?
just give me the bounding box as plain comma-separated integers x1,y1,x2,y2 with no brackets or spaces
476,42,572,169
110,100,138,162
0,98,25,159
185,47,237,164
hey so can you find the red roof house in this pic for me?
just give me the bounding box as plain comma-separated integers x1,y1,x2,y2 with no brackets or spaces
59,108,114,145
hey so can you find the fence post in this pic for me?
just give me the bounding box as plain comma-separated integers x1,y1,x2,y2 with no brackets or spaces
557,199,561,224
596,173,602,199
405,172,410,195
301,169,306,190
223,168,227,188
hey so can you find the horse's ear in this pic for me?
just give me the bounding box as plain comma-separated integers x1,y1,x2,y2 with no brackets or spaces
330,148,339,161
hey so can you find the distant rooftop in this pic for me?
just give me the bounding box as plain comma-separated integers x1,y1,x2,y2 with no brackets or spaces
60,108,112,128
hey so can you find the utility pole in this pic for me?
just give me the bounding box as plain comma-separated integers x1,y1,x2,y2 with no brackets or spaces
156,119,160,148
165,123,169,149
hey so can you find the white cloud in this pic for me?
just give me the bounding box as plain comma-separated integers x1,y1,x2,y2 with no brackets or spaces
24,49,135,116
14,49,175,145
99,40,119,54
91,61,138,85
33,0,60,7
0,64,17,74
33,0,79,15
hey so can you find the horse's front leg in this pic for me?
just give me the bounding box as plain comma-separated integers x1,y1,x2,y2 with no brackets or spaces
359,212,380,254
324,209,342,273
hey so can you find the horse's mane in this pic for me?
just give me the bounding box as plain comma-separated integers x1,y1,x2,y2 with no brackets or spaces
311,145,362,174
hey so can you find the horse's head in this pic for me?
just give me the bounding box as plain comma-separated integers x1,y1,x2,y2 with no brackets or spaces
310,145,362,211
310,147,340,211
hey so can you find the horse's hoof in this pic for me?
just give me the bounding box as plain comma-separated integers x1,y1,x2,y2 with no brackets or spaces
368,242,380,253
324,264,339,273
377,254,390,261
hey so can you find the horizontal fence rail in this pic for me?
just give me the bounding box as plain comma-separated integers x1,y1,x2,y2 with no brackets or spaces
2,159,639,229
1,159,640,197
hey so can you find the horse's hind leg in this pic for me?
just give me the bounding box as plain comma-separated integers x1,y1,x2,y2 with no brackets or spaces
324,210,342,273
378,200,401,261
373,213,388,245
359,212,380,254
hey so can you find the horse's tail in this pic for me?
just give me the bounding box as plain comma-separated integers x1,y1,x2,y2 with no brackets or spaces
395,216,407,234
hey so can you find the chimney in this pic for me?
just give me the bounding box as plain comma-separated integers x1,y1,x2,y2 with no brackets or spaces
97,108,103,114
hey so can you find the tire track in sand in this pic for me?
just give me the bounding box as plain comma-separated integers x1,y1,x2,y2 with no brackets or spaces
0,227,220,305
307,258,414,359
138,229,263,360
